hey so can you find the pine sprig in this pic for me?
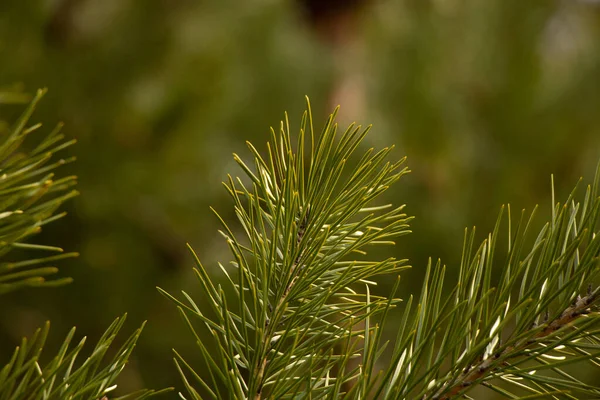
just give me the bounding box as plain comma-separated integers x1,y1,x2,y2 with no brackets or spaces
0,314,171,400
0,88,78,294
159,99,413,399
0,87,171,399
374,164,600,399
161,98,600,399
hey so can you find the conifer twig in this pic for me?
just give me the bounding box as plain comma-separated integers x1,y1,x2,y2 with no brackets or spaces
162,99,413,399
432,286,600,399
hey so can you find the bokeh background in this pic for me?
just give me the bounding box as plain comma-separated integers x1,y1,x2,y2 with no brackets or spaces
1,0,600,397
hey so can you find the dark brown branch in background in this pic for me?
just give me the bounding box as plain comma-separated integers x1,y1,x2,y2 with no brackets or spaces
296,0,370,45
45,0,82,45
295,0,371,122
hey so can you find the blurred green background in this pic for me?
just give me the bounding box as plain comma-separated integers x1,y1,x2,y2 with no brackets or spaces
1,0,599,397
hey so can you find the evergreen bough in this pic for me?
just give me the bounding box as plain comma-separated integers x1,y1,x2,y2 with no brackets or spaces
2,90,600,399
161,99,600,399
0,88,77,294
0,89,170,400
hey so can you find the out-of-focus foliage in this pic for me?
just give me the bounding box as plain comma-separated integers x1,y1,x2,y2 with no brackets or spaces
0,0,599,397
367,0,600,269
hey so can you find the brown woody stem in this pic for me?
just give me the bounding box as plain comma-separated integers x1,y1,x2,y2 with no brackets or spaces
431,287,599,400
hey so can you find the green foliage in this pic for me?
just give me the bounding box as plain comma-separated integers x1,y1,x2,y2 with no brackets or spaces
373,168,600,399
163,103,600,399
0,88,78,294
3,1,600,393
2,80,599,399
0,90,171,399
160,99,413,398
0,314,170,400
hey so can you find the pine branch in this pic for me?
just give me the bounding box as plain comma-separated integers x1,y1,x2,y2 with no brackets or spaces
0,87,172,399
0,88,78,294
0,314,172,400
160,98,413,399
433,286,600,400
159,97,600,399
376,163,600,399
